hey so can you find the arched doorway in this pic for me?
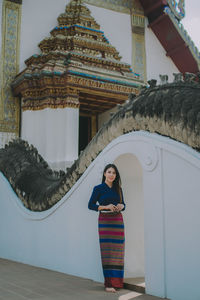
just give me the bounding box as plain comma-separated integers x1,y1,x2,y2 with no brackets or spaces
114,153,145,289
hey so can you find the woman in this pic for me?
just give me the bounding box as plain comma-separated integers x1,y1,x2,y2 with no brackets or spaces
88,164,125,293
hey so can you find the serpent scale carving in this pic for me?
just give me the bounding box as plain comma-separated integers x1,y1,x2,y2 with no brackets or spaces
1,73,200,211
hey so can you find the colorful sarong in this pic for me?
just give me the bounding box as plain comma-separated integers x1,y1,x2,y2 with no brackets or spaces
98,212,125,288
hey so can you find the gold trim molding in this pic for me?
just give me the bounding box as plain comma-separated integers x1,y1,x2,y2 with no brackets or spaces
0,0,21,135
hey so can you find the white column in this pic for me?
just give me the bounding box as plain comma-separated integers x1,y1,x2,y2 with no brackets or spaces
21,107,79,171
143,149,166,298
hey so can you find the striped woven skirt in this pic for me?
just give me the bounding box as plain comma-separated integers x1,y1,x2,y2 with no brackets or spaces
98,212,125,288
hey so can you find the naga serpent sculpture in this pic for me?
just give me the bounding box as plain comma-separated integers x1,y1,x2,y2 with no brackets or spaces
0,73,200,211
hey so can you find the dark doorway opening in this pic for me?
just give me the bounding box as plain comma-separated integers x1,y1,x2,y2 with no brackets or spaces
79,115,91,154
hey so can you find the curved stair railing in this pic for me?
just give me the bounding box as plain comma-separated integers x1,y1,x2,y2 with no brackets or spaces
1,73,200,211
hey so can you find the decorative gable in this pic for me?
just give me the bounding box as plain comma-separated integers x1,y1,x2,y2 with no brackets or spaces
12,0,142,114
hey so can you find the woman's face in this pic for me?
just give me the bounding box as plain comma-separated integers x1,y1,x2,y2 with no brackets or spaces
104,167,116,184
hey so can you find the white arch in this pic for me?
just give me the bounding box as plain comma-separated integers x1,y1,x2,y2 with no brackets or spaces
114,153,144,279
1,131,200,300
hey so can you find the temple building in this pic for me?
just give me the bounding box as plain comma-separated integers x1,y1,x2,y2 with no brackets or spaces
0,0,199,169
1,2,200,300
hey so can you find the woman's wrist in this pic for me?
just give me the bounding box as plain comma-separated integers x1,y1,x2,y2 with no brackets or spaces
98,205,106,211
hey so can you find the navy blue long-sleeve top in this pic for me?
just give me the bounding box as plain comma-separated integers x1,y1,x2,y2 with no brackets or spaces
88,182,126,212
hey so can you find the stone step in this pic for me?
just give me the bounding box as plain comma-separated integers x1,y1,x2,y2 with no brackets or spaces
124,277,146,294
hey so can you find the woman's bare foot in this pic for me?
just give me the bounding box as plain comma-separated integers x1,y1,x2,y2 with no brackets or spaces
105,287,116,293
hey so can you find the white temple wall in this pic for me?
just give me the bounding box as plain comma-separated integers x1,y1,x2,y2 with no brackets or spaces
162,150,200,300
145,19,179,82
1,131,200,300
21,107,79,170
87,4,132,65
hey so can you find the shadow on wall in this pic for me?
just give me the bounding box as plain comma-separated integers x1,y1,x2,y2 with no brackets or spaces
114,153,144,279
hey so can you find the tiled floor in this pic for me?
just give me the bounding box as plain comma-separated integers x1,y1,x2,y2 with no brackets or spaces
0,259,168,300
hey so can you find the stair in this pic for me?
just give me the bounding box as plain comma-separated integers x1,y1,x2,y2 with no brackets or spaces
124,277,145,294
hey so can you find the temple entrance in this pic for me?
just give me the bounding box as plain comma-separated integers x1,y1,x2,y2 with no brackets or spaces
79,113,98,154
79,115,91,154
114,153,145,292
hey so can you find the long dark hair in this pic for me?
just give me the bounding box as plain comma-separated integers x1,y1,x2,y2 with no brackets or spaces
102,164,122,202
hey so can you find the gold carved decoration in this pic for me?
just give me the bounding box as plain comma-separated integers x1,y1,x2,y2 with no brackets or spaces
0,0,21,136
131,11,146,82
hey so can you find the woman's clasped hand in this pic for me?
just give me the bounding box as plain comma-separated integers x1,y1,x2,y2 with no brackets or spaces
104,203,124,212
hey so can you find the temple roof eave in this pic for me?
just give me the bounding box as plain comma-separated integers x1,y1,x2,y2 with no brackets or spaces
12,68,142,114
12,69,142,92
139,0,200,73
